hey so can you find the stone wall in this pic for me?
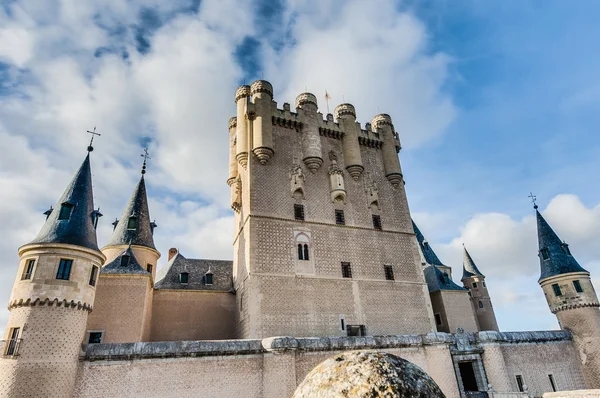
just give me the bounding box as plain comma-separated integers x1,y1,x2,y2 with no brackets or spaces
430,290,478,333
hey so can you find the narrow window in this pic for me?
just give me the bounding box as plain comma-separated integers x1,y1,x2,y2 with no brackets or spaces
552,283,562,297
341,262,352,278
434,313,442,326
478,301,484,309
303,244,309,261
548,374,557,392
205,273,213,285
56,259,73,280
298,244,304,260
541,248,550,260
372,215,382,230
6,327,20,356
515,375,525,392
483,281,487,288
147,264,153,274
179,272,189,284
88,265,98,287
468,291,472,297
335,210,345,225
294,204,305,221
472,282,478,288
573,280,583,293
22,259,35,280
88,332,103,344
120,255,130,267
58,203,74,220
127,216,137,230
384,265,394,281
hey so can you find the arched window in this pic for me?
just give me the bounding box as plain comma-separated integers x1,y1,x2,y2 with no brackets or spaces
303,244,309,260
478,301,483,309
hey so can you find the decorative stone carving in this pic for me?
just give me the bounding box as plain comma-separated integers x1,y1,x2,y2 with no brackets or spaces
364,174,380,210
328,151,346,204
230,176,242,213
289,161,305,200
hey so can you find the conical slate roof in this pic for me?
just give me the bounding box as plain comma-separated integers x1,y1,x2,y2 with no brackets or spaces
101,246,150,275
29,154,100,251
412,220,445,266
423,265,466,293
106,176,156,250
462,247,485,280
536,209,587,281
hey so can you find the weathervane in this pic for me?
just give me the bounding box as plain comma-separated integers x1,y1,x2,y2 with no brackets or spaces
528,192,538,209
141,148,151,175
86,127,101,152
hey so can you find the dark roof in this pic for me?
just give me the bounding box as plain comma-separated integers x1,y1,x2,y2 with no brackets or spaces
536,209,587,281
412,220,445,266
28,154,100,251
105,176,156,250
101,246,150,275
423,265,467,293
154,252,233,291
462,247,485,280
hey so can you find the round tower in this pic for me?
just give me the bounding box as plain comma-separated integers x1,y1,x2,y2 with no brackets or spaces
250,80,275,164
461,246,499,332
235,85,251,169
371,114,403,188
296,92,323,173
334,103,364,180
535,206,600,388
0,152,105,397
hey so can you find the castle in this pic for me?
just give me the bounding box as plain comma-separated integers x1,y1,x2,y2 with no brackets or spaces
0,80,598,397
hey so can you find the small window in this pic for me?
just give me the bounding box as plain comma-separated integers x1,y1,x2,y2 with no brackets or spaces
341,262,352,278
515,375,525,392
573,280,583,293
478,301,484,309
384,265,394,281
298,244,304,260
58,203,74,220
179,272,189,284
303,244,309,260
483,281,487,288
89,265,98,287
120,255,130,267
147,264,153,274
88,332,103,344
540,248,550,260
561,244,571,255
346,325,366,337
434,313,442,326
552,283,562,297
335,210,345,225
205,273,213,285
22,259,35,280
127,216,137,230
548,374,557,392
56,259,73,280
372,215,382,230
6,327,20,356
294,204,305,221
472,282,478,288
340,316,345,331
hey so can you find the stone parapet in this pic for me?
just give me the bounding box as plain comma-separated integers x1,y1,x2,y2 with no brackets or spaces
477,330,572,344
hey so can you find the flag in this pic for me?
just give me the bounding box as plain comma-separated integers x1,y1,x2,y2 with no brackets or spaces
325,91,332,101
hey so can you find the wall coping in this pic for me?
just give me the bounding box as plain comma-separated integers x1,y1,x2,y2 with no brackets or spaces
81,331,572,361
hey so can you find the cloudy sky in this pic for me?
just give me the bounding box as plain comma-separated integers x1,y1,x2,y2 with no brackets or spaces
1,0,600,333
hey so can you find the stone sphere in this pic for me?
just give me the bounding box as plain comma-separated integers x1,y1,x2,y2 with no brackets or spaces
293,351,445,398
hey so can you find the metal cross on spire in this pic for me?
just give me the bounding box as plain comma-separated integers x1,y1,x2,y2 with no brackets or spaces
86,127,101,152
529,192,538,209
141,148,151,175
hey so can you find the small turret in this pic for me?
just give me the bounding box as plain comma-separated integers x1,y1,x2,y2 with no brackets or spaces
334,103,364,180
235,85,251,169
296,92,323,173
461,246,499,332
371,114,402,188
227,116,238,186
250,80,275,164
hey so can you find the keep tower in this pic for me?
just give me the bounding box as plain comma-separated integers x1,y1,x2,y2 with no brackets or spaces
461,246,499,331
0,152,105,397
229,80,435,339
535,205,600,388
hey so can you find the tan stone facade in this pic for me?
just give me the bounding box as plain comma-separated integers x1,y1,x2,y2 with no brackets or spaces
430,290,479,333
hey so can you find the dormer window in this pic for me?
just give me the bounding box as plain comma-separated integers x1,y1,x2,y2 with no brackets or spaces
540,248,550,260
179,272,189,284
127,216,137,230
58,203,74,220
91,209,102,230
120,255,130,267
205,272,213,285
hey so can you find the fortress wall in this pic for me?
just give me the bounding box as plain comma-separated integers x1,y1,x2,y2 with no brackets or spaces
150,290,236,341
437,290,479,333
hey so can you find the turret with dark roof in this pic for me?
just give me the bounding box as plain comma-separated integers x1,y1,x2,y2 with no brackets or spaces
536,209,587,281
462,246,485,281
28,153,101,251
106,176,156,250
412,220,445,267
101,246,150,275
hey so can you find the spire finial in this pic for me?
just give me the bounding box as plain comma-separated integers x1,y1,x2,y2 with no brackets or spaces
86,127,100,152
529,192,538,209
141,148,151,175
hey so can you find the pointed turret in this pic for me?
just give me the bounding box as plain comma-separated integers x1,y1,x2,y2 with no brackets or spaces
28,153,101,251
412,220,444,267
105,176,156,250
536,209,587,281
462,246,485,280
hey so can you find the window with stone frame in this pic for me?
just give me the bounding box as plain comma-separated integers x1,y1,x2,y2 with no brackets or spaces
22,259,35,280
341,262,352,278
372,214,382,230
335,209,345,225
56,259,73,280
552,283,562,297
179,272,189,284
89,265,99,287
573,280,583,293
383,265,394,280
294,204,305,221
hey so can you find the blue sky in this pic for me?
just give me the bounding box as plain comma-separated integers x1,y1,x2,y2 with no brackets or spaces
1,0,600,333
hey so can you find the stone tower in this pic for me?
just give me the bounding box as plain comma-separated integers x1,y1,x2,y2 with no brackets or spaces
86,165,159,344
461,246,499,331
535,206,600,388
230,80,435,339
0,152,105,397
